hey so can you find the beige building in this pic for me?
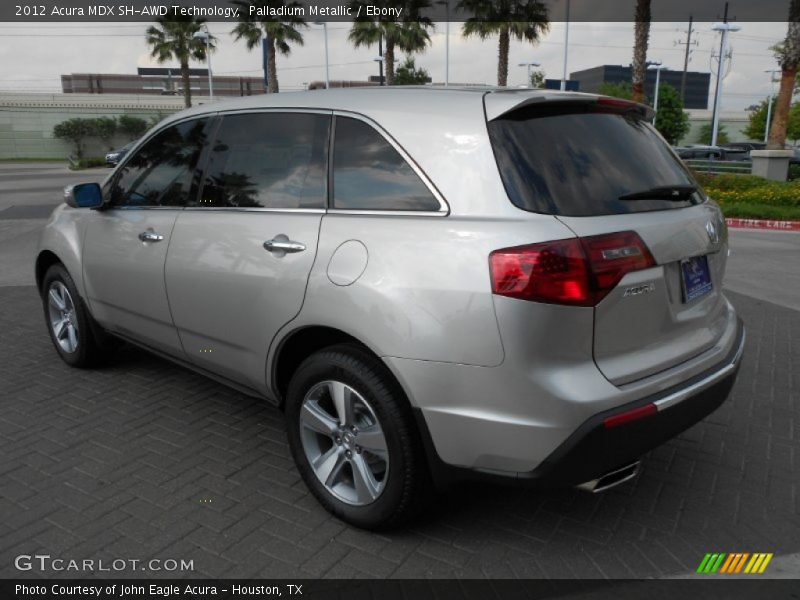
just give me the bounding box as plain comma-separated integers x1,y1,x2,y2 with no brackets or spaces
683,109,753,145
0,93,188,160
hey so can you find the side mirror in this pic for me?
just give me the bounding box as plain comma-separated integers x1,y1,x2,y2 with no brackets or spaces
64,183,103,209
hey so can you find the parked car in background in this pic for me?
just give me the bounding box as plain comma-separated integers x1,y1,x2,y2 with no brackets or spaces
105,141,134,167
724,142,766,152
36,88,744,529
674,145,750,162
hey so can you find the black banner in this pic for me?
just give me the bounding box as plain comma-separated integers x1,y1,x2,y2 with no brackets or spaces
2,0,797,23
3,579,800,600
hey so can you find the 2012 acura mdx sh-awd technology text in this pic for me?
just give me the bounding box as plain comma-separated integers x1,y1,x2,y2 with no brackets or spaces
36,88,745,529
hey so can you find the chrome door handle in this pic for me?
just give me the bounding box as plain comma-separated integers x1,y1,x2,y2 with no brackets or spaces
263,239,306,253
138,231,164,242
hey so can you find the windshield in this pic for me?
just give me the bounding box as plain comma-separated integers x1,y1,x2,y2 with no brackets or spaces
487,105,702,217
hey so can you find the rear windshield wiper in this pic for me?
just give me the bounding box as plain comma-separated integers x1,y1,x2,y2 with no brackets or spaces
619,184,697,201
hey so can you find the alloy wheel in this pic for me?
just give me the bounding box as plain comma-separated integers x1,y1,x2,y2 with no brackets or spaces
47,281,79,353
299,380,389,506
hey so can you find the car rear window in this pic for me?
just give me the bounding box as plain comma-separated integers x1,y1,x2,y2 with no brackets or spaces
487,105,702,217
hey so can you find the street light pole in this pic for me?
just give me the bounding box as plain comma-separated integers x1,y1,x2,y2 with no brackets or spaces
710,21,741,147
193,26,213,101
445,1,450,86
314,22,330,88
647,61,663,125
561,0,571,91
764,69,779,143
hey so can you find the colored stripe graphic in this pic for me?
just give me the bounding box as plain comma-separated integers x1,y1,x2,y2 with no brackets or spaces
720,554,736,573
744,553,774,574
697,552,774,574
697,554,713,573
700,553,727,573
720,553,750,574
711,553,726,573
733,553,750,573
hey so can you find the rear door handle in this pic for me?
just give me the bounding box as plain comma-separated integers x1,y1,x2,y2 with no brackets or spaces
138,231,164,242
263,238,306,254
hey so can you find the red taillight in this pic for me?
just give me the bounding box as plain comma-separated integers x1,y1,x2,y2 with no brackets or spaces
603,403,657,428
489,238,592,305
581,231,656,298
489,231,655,306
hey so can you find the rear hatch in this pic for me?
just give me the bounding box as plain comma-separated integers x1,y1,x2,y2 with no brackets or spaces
485,92,731,385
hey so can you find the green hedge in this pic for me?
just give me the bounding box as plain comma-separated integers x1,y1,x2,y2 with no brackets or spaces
69,157,107,170
693,172,800,220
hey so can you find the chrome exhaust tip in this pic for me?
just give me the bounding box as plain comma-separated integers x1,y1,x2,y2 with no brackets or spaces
576,461,640,493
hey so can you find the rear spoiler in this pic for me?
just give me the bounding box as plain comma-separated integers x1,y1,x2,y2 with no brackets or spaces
483,90,654,122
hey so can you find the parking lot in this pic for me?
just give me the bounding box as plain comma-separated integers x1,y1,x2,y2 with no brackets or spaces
1,163,798,579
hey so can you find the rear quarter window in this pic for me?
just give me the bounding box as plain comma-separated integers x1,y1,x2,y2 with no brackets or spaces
487,105,702,217
332,116,441,212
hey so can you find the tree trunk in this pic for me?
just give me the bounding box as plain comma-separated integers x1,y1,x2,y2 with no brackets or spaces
497,26,510,87
268,38,279,93
631,0,651,104
181,59,192,108
768,8,800,148
384,40,396,86
768,66,798,149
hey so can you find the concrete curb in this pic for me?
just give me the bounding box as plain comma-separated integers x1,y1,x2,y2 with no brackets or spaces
726,218,800,231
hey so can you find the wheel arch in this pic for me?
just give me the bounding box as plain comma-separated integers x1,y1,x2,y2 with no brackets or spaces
35,250,64,295
271,325,402,408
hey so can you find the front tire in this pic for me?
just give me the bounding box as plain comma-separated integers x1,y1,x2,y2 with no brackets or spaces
41,264,103,367
285,344,430,529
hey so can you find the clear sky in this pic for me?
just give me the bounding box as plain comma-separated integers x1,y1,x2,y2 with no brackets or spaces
0,21,788,111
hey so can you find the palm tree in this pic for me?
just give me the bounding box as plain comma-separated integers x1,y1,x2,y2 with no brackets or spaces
630,0,651,104
349,0,434,86
231,0,306,93
146,9,214,108
768,0,800,149
459,0,550,87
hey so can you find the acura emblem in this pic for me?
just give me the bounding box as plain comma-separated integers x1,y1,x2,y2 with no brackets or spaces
706,221,719,245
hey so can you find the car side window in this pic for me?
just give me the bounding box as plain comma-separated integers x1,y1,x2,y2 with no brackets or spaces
332,116,440,211
197,112,329,209
107,118,210,208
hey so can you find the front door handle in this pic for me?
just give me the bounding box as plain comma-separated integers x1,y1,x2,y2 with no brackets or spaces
263,237,306,254
138,231,164,243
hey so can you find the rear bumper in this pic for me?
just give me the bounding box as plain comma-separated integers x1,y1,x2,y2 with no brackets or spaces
411,318,745,488
527,318,744,486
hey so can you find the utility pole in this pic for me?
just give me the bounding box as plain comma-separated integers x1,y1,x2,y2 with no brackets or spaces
710,2,730,144
677,15,695,103
560,0,571,91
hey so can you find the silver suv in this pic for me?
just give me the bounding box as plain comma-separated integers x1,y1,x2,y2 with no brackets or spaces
37,88,744,529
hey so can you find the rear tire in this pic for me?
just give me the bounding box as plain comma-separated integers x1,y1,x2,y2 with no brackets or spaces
285,344,431,529
41,264,105,368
